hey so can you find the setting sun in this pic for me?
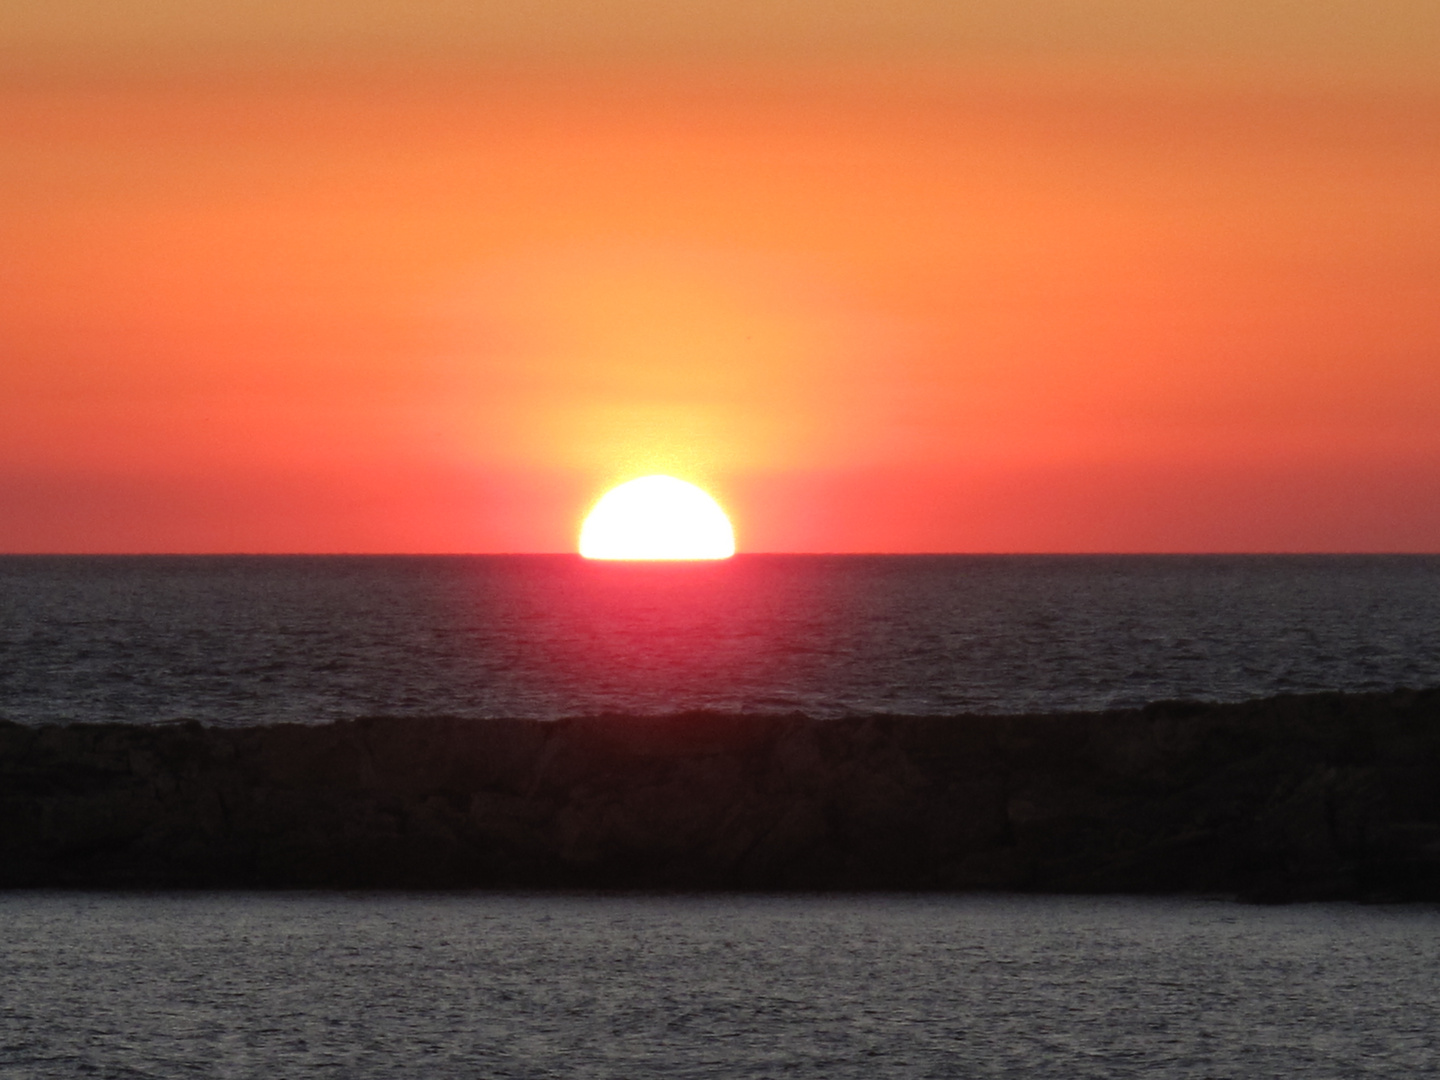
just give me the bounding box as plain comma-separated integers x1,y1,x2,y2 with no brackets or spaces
579,476,736,560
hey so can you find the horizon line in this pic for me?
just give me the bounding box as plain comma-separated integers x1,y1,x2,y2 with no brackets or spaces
3,551,1438,559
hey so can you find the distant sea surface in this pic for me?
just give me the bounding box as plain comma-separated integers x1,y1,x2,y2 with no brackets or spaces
2,554,1439,726
2,892,1436,1079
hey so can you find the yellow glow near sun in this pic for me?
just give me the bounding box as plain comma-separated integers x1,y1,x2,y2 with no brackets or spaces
579,475,736,560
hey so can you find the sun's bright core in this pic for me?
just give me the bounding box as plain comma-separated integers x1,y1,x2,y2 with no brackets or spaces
579,475,736,560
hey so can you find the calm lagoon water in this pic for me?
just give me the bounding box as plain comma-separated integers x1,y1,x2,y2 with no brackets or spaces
3,554,1440,725
1,892,1436,1079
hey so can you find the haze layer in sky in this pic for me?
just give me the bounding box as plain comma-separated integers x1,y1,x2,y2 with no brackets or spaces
4,1,1438,552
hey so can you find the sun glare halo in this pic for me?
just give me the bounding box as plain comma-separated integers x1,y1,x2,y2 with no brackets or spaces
579,475,736,560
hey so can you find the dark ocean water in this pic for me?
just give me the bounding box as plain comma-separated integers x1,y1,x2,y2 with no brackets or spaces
2,892,1437,1079
2,554,1439,725
6,565,1440,1078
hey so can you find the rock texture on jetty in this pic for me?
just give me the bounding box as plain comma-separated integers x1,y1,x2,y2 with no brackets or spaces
3,690,1440,900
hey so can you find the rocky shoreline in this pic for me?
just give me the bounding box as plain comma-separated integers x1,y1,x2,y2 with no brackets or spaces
3,689,1439,900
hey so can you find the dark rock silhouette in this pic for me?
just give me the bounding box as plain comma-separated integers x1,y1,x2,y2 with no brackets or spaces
3,689,1439,899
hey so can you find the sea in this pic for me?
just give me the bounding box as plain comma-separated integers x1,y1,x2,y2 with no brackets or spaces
1,892,1437,1079
3,553,1439,726
3,555,1439,1077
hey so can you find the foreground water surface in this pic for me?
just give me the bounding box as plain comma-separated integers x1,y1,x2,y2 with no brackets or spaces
4,554,1439,724
0,892,1435,1079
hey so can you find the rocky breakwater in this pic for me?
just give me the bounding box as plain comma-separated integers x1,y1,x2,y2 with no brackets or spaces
3,689,1440,899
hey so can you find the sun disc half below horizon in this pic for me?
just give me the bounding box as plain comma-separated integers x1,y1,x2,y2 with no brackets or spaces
579,475,736,560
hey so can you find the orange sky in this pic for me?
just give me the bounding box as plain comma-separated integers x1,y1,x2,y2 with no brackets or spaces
3,2,1439,552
